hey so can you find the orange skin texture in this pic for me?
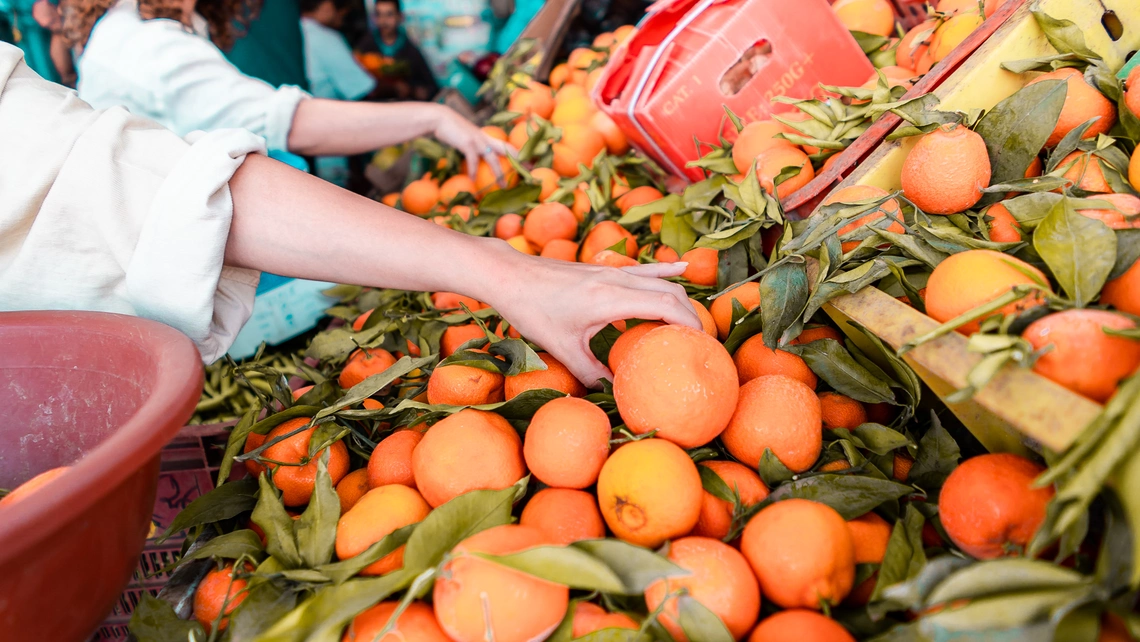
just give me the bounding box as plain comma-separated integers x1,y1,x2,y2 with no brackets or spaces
505,353,587,400
711,282,763,340
795,326,845,344
351,310,373,332
1099,612,1137,642
335,468,370,515
831,0,896,36
243,432,268,477
596,438,703,548
434,524,569,642
925,249,1051,335
823,185,905,252
342,601,449,642
519,488,606,545
1077,194,1140,229
540,238,580,261
530,167,560,201
847,512,892,564
691,299,718,337
986,203,1022,242
1058,151,1114,194
426,364,505,407
339,348,397,390
939,453,1054,559
1022,310,1140,403
754,145,815,198
523,396,611,489
524,202,579,251
1101,259,1140,316
367,430,423,490
440,324,487,358
579,221,639,263
556,83,589,104
263,418,350,506
592,110,630,155
475,157,519,197
571,602,639,636
591,249,640,268
645,537,762,641
901,124,991,215
608,321,665,372
894,451,916,482
401,177,440,216
549,63,571,89
506,235,538,255
929,12,984,62
614,325,741,448
723,375,823,472
691,461,769,540
819,392,868,431
335,484,432,575
732,120,793,174
412,409,526,507
381,192,400,207
1027,68,1117,147
741,499,856,610
494,213,524,240
1126,66,1140,120
571,188,591,220
681,247,719,286
508,82,555,121
193,563,250,633
0,466,68,508
554,98,601,129
749,609,856,642
654,244,679,262
896,20,938,71
432,291,486,314
439,175,477,203
650,213,665,235
616,186,665,214
734,333,818,389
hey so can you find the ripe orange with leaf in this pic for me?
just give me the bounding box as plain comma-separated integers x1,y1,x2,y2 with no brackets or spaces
367,430,422,489
711,282,762,339
193,562,251,633
1101,259,1140,316
924,249,1050,335
823,185,905,252
1022,309,1140,403
734,332,818,389
723,375,823,472
579,220,639,263
336,484,431,575
831,0,896,37
343,602,449,642
262,418,350,506
519,488,606,544
571,603,639,636
749,609,856,642
819,392,867,430
691,460,769,540
901,124,990,214
523,202,579,251
426,364,504,406
339,347,397,389
1027,67,1116,147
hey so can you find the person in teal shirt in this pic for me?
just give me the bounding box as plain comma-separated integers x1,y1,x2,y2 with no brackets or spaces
0,0,60,82
491,0,544,55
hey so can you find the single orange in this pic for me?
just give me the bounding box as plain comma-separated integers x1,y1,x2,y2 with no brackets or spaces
519,487,606,545
986,202,1022,242
494,213,524,240
925,249,1051,335
1057,151,1114,194
507,82,556,121
847,512,892,564
440,175,477,203
607,321,666,373
401,177,441,216
591,249,639,268
591,110,630,155
722,375,823,472
342,601,449,642
681,247,719,286
426,364,504,406
339,347,397,389
335,484,432,575
335,468,370,515
193,562,250,633
571,602,639,636
524,396,611,489
732,120,793,174
749,609,856,642
734,333,818,389
755,145,815,198
504,352,587,399
616,186,665,214
691,299,718,337
1022,309,1140,403
530,167,561,201
691,460,769,540
596,438,703,548
523,202,579,251
367,430,423,490
412,409,526,507
579,220,639,263
1101,258,1140,316
901,124,990,214
711,282,762,340
929,12,984,63
440,324,487,357
831,0,896,37
819,392,868,430
1027,68,1117,147
262,418,350,506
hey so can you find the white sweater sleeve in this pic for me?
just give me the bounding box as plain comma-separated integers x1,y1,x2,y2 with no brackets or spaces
0,43,267,362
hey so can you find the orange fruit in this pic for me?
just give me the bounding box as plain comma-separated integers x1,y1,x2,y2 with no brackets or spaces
1057,151,1114,194
571,602,639,636
591,249,639,267
519,487,606,544
1077,193,1140,229
448,205,475,222
339,347,397,390
426,364,504,406
691,299,718,337
691,460,769,540
820,459,853,473
579,220,639,263
242,432,268,478
506,235,538,255
524,396,611,489
894,451,915,482
597,438,703,547
613,25,637,45
552,143,595,178
896,20,938,72
523,202,579,251
504,352,586,399
831,0,896,37
929,12,984,63
680,247,719,286
440,175,477,203
432,291,485,312
482,125,508,141
819,392,867,430
531,167,561,201
554,123,606,172
593,31,617,49
608,321,666,372
986,202,1022,242
262,418,350,506
1102,258,1140,316
401,177,441,216
614,325,740,448
749,609,856,642
440,323,488,357
901,124,990,214
795,326,845,344
611,174,632,199
732,120,793,174
568,47,604,71
822,185,905,252
367,430,422,490
508,82,556,121
494,213,524,240
741,499,856,609
925,249,1051,334
755,145,815,198
571,187,591,220
1126,66,1140,120
555,82,590,104
412,409,526,507
711,282,762,340
342,601,449,642
939,453,1054,559
434,524,569,642
0,466,68,508
654,244,679,262
335,468,370,515
1023,310,1140,403
616,185,664,214
193,562,250,633
540,238,579,261
1027,68,1117,147
508,119,531,150
591,110,630,155
475,157,520,197
335,484,431,575
847,512,892,564
1099,613,1137,642
734,333,818,389
381,192,400,208
645,537,762,641
549,63,571,90
723,375,822,472
551,95,598,127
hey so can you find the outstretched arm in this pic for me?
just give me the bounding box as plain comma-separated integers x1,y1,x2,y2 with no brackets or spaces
225,154,700,385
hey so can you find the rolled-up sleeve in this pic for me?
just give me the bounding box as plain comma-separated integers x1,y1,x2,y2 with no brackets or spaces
0,43,267,362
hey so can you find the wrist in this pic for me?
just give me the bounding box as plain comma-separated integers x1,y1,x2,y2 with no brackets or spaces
450,235,524,303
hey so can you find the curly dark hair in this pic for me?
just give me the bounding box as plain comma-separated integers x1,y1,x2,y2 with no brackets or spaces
62,0,262,51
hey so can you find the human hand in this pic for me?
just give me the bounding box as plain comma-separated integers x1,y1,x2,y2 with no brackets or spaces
32,0,62,31
478,252,702,387
431,106,515,186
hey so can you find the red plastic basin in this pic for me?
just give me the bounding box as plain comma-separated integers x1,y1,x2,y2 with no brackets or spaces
0,311,203,642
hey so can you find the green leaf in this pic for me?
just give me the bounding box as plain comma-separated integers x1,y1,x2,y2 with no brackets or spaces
128,592,205,642
763,474,913,519
218,406,260,486
908,414,960,494
1114,450,1140,589
918,588,1091,637
662,209,698,255
306,325,385,361
677,595,735,642
699,464,737,503
850,30,890,55
590,325,623,367
717,242,750,294
1031,10,1102,61
176,529,263,567
757,448,796,486
786,339,896,405
695,221,765,251
871,504,927,608
316,356,436,420
478,545,627,593
479,183,543,215
618,194,682,225
157,477,259,543
1004,192,1065,230
227,579,300,641
252,473,302,569
402,482,523,572
251,572,413,642
1033,196,1117,306
925,559,1086,606
317,523,417,585
878,556,973,614
294,451,339,568
854,424,913,455
490,338,547,377
571,539,689,593
574,630,651,642
1109,229,1140,281
973,79,1067,207
759,260,809,349
803,259,895,322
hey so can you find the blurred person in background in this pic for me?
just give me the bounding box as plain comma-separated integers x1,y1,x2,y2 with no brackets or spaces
30,0,74,85
356,0,437,101
490,0,543,55
225,0,308,91
62,0,509,186
300,0,376,187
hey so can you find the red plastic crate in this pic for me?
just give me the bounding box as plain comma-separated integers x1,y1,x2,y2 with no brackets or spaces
594,0,876,182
